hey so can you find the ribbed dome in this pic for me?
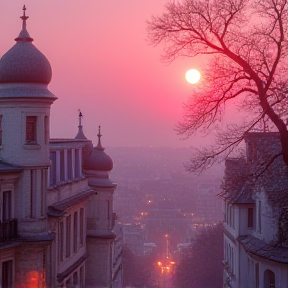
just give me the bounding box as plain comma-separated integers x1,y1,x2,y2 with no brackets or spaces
0,7,52,85
83,127,113,172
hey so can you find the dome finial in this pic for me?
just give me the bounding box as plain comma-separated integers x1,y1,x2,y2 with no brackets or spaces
78,110,83,126
96,126,104,151
98,126,102,138
15,5,33,42
22,5,27,19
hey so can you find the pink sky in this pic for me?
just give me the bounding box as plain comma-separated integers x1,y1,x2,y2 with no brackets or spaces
0,1,206,148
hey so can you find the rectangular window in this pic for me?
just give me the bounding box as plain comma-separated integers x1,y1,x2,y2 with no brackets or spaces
41,169,47,217
80,208,84,245
258,201,262,233
229,205,234,227
73,272,78,287
60,150,65,181
106,200,110,219
0,115,3,146
2,191,12,222
26,116,37,143
44,116,49,144
66,215,71,258
248,208,254,228
224,241,227,262
59,221,64,261
73,211,78,253
80,266,84,288
255,263,259,288
75,149,80,178
225,202,228,223
2,260,13,288
30,170,36,218
67,149,72,180
49,152,56,186
231,248,235,274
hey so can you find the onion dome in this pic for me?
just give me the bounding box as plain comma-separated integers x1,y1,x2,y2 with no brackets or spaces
0,6,55,99
83,126,113,172
75,110,87,140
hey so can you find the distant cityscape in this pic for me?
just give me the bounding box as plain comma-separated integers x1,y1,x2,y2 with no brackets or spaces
109,147,224,256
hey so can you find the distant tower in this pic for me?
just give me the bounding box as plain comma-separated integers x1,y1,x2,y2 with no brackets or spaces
0,5,57,234
83,126,117,288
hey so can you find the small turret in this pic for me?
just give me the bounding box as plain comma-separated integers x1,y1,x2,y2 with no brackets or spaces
75,110,87,139
83,126,115,187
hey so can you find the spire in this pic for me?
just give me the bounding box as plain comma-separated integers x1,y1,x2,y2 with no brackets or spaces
79,111,83,126
75,110,87,139
15,5,33,42
95,126,105,151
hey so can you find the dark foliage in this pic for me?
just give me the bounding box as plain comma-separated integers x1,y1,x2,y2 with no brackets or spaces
122,245,158,288
173,223,223,288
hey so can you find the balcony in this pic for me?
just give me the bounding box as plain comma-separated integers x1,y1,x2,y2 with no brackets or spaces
0,219,18,242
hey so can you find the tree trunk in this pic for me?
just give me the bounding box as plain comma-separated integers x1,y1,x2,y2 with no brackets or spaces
258,88,288,168
279,130,288,167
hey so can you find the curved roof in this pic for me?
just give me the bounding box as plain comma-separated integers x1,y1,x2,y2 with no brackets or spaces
0,6,55,99
0,42,52,84
83,127,113,172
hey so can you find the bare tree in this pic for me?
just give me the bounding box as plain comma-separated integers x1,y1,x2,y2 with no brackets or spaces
147,0,288,171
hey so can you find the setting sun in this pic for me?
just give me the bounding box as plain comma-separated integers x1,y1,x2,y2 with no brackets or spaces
185,69,201,84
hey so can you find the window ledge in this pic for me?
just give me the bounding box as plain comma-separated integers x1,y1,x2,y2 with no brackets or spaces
24,144,41,150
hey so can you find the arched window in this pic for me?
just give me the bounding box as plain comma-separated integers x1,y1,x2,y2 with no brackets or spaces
264,269,275,288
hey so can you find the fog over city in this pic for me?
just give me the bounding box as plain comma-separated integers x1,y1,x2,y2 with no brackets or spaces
0,1,288,288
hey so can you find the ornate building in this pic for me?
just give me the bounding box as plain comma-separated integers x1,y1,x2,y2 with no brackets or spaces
0,7,121,288
221,132,288,288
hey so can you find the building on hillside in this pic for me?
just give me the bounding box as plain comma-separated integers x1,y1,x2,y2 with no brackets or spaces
0,7,121,288
220,132,288,288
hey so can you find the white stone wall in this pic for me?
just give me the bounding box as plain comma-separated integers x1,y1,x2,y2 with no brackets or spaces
86,188,114,234
86,238,113,288
252,190,278,243
0,103,51,167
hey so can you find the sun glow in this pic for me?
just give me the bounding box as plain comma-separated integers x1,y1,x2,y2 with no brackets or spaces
185,69,201,84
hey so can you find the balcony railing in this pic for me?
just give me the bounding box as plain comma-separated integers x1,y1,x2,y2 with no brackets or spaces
0,219,18,242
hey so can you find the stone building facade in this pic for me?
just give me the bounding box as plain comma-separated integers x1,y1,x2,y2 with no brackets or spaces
0,7,121,288
221,132,288,288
